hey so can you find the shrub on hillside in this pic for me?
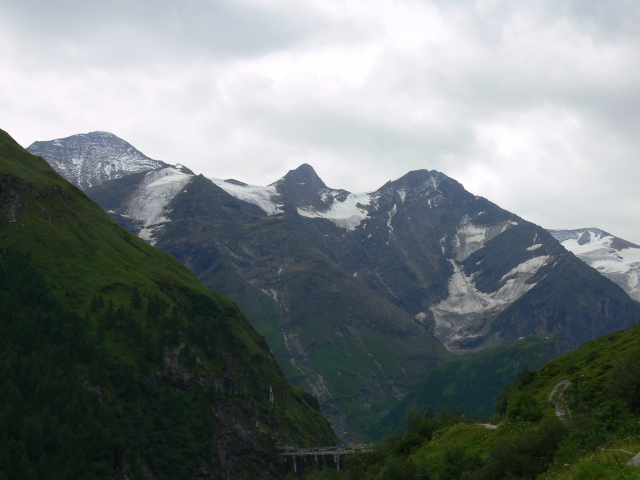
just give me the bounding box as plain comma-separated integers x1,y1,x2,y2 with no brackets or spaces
506,391,543,423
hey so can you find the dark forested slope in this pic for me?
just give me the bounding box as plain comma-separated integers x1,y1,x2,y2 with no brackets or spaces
0,128,337,479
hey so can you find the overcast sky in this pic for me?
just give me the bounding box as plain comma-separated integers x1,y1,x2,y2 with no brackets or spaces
1,0,639,242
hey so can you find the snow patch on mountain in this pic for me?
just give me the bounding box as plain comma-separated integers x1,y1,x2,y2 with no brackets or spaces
430,255,551,351
387,204,397,234
127,167,194,244
550,228,640,302
209,178,282,215
500,256,550,282
297,192,372,230
501,220,518,232
453,216,516,261
319,189,346,204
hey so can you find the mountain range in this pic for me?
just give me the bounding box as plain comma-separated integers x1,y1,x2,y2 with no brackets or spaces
27,132,640,441
549,228,640,302
2,128,336,479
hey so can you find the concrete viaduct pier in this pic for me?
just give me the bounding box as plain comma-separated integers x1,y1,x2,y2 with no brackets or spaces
278,445,374,477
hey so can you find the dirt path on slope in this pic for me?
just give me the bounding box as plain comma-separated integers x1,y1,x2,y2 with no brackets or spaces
480,423,498,429
548,379,571,423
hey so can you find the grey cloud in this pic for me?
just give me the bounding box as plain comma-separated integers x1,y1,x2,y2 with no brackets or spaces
243,105,475,171
540,0,640,41
0,0,321,67
434,0,640,43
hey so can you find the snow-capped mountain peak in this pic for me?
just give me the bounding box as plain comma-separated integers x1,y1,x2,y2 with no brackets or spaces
210,168,373,230
549,228,640,302
27,131,168,189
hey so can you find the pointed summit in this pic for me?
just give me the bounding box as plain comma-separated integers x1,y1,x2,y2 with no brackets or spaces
280,164,326,191
372,168,473,209
272,164,338,211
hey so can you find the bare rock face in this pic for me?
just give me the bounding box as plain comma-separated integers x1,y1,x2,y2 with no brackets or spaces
0,174,22,223
148,344,207,390
628,451,640,466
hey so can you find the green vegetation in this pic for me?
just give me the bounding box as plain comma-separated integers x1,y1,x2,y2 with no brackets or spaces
370,335,558,441
0,250,214,478
300,322,640,479
0,128,337,478
229,253,447,442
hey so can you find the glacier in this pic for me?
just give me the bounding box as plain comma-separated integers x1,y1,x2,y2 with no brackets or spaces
430,254,550,351
127,167,194,244
209,178,283,215
297,191,372,231
210,176,373,231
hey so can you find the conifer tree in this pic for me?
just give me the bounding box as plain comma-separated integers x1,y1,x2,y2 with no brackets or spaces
131,286,142,309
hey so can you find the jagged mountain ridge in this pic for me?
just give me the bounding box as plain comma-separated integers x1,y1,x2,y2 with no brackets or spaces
549,228,640,302
26,131,168,189
84,164,640,440
34,132,640,441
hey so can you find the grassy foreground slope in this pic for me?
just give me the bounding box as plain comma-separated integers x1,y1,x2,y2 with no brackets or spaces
0,128,337,479
300,321,640,480
368,335,560,441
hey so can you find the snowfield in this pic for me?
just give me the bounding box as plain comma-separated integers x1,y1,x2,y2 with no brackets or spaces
453,216,517,261
127,167,194,244
209,179,283,215
550,229,640,302
211,176,373,231
297,192,372,231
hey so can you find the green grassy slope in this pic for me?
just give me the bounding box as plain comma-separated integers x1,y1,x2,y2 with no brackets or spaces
369,335,560,441
0,128,337,479
299,321,640,480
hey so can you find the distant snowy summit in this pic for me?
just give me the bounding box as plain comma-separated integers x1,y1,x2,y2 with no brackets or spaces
27,131,168,189
549,228,640,302
212,163,372,230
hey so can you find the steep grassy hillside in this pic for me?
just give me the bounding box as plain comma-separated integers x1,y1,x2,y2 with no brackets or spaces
0,128,337,479
369,335,561,441
299,322,640,480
